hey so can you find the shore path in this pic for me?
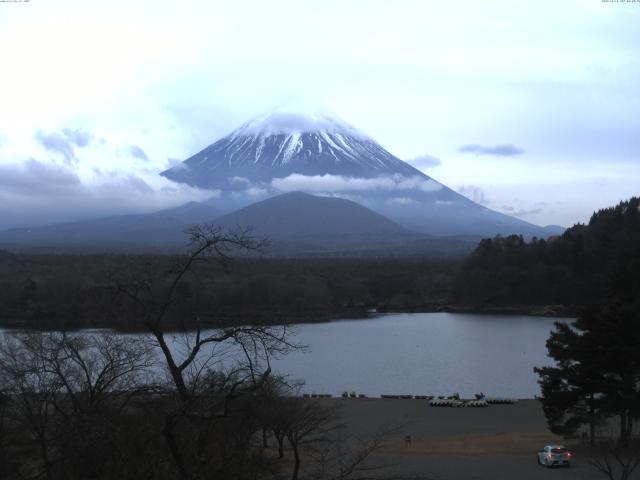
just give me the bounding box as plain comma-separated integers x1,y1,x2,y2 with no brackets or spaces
332,398,614,479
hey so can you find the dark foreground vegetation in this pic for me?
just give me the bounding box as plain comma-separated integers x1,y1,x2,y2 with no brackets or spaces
531,199,640,479
534,300,640,479
0,228,413,480
0,331,409,480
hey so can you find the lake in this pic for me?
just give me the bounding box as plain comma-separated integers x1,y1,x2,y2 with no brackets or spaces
0,312,569,399
268,312,569,399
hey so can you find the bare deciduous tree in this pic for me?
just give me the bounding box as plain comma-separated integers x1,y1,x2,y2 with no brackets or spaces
0,334,62,480
588,441,640,480
285,397,340,480
111,225,302,479
0,332,158,480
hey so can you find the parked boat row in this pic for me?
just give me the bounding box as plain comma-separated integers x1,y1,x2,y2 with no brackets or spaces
299,393,520,405
430,399,488,407
380,394,434,400
485,396,519,404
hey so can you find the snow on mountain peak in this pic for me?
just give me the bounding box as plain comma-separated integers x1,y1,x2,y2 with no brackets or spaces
162,107,425,186
233,107,368,140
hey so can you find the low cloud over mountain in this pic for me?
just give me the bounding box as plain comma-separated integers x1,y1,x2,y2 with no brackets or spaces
270,173,442,194
0,129,217,230
458,185,489,206
406,153,442,169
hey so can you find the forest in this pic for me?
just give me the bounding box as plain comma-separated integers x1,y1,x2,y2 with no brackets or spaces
454,197,640,312
0,252,457,330
0,197,638,330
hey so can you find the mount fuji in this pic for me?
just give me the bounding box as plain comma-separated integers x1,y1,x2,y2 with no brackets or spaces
162,109,561,237
0,109,562,254
162,109,423,187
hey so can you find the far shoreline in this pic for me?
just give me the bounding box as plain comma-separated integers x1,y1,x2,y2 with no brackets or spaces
0,304,576,333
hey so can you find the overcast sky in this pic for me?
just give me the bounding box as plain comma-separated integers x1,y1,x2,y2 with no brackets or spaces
0,0,638,229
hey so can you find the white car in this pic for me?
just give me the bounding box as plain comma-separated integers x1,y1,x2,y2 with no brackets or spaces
537,445,572,468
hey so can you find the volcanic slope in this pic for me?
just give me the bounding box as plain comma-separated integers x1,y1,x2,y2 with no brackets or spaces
162,109,562,237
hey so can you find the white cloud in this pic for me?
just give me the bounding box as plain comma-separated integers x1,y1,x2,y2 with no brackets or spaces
230,176,252,187
236,107,367,139
271,174,442,193
0,132,218,229
0,161,217,230
168,160,189,171
458,185,489,205
228,176,269,198
386,197,416,205
406,154,442,169
0,159,80,193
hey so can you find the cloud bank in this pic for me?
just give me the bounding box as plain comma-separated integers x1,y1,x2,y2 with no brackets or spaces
271,174,442,193
0,159,80,193
0,161,216,229
0,128,218,230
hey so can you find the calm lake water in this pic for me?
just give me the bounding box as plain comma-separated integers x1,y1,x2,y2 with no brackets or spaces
268,312,569,399
0,313,569,399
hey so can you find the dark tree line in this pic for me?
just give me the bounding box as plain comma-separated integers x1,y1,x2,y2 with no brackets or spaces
0,250,458,330
454,197,640,311
535,301,640,480
535,303,640,446
526,198,640,479
534,199,640,472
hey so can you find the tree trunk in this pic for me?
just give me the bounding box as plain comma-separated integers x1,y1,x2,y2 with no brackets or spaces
278,436,284,459
291,442,300,480
38,434,53,480
589,393,596,447
163,415,191,480
153,331,189,401
620,410,630,447
262,427,268,448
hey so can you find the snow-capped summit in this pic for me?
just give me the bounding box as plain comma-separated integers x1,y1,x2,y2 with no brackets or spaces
161,108,422,187
231,107,367,139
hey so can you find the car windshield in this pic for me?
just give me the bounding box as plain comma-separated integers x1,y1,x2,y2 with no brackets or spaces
551,448,568,454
